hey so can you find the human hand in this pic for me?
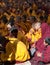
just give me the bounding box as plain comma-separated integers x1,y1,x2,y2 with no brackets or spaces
36,51,42,57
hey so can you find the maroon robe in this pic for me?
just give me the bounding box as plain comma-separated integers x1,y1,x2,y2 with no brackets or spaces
30,23,50,64
36,23,50,52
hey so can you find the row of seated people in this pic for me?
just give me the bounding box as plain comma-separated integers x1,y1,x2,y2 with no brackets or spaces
0,14,50,36
0,0,50,23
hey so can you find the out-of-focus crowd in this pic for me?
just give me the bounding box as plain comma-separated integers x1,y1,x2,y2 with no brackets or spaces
0,0,50,65
0,0,50,36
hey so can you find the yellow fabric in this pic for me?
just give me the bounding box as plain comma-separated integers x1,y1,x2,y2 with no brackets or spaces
31,28,42,43
0,2,5,7
25,22,32,32
32,3,38,10
10,13,16,18
1,38,30,62
0,22,8,36
25,32,32,39
1,42,14,61
8,37,18,43
25,28,42,44
17,22,27,33
17,31,29,49
47,14,50,24
32,10,37,17
31,34,35,43
27,7,32,16
25,28,34,39
17,31,24,41
15,41,30,61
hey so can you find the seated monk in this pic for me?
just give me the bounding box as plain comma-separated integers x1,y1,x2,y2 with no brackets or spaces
0,27,31,65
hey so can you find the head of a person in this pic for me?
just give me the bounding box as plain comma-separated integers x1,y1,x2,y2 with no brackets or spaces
16,9,21,15
29,16,37,23
29,8,33,14
44,14,48,22
23,1,28,10
40,16,44,21
7,23,12,31
10,27,18,38
36,9,42,15
12,7,16,13
1,15,8,24
0,35,9,52
44,37,50,46
32,22,41,30
38,0,42,3
21,15,27,23
40,16,45,23
9,16,15,26
15,16,21,23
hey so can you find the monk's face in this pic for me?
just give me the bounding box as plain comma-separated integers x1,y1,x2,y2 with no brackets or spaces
32,22,41,30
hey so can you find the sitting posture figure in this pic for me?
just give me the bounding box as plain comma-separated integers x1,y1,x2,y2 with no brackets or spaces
0,27,31,65
26,22,42,47
30,37,50,65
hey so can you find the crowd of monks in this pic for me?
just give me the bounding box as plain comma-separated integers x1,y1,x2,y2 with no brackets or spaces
0,0,50,65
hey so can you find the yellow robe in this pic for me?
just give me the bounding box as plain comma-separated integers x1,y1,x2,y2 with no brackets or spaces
0,22,8,36
1,38,30,62
17,31,29,49
47,14,50,24
32,3,38,10
31,29,42,43
25,28,42,44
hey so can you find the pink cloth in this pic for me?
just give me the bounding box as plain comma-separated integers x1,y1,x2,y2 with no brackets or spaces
36,23,50,52
31,23,50,63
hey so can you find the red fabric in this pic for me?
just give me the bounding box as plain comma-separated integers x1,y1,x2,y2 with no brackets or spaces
42,46,50,63
32,23,50,63
32,45,50,63
36,23,50,52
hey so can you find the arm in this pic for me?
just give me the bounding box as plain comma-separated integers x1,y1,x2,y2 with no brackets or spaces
42,48,50,63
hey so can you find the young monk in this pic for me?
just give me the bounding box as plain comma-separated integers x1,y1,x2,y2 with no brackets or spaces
1,27,31,65
25,21,42,57
25,21,42,47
